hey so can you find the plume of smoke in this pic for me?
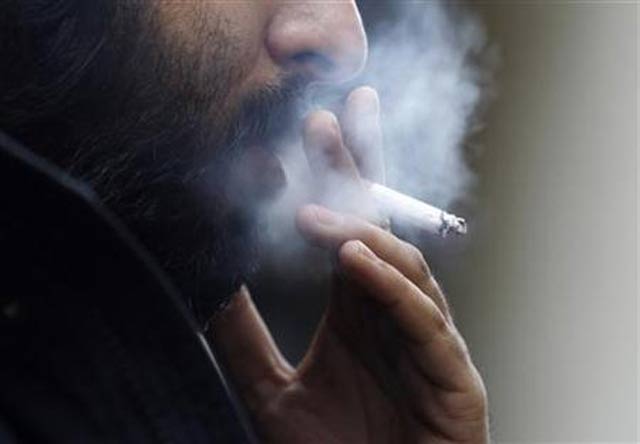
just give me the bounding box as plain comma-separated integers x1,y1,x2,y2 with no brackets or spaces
362,1,495,208
260,1,496,256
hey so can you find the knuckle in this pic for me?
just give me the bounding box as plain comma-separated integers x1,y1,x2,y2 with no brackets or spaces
429,306,449,336
447,332,471,363
345,215,384,246
465,376,489,417
472,374,489,406
436,384,488,422
304,110,339,137
408,298,448,346
432,364,488,422
404,242,431,278
304,112,345,164
457,335,471,358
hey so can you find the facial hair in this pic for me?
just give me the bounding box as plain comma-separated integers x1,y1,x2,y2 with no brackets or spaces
2,0,305,323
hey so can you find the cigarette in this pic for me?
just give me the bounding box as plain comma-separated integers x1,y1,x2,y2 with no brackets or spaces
369,182,467,237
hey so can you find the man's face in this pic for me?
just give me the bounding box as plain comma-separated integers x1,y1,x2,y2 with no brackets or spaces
150,1,367,110
51,1,367,314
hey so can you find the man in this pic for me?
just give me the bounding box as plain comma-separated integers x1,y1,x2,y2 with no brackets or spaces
0,1,489,443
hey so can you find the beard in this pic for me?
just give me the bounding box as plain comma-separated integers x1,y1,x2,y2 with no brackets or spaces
68,81,303,324
2,1,305,324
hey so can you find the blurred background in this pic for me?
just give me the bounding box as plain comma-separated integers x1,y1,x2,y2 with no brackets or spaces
253,1,638,442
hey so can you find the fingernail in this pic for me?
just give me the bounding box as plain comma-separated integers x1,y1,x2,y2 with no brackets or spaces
364,88,380,116
313,205,342,226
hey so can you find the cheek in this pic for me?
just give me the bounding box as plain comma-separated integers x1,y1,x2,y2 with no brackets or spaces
153,1,269,81
207,2,279,93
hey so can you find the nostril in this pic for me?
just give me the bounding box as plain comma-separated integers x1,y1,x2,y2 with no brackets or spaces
291,52,336,78
266,4,367,84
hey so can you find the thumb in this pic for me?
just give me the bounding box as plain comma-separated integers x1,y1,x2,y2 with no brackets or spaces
208,286,292,411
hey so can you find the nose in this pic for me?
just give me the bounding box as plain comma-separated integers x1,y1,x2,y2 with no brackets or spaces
266,2,368,84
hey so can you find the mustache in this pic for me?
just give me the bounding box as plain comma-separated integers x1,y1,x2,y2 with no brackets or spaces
223,75,309,157
165,75,308,189
188,75,310,211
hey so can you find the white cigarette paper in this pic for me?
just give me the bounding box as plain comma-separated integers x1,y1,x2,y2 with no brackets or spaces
368,182,467,237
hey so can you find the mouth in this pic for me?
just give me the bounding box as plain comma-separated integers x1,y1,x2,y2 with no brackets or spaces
228,141,288,208
221,78,308,208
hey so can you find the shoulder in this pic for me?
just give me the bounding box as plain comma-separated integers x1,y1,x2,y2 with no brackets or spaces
0,131,253,444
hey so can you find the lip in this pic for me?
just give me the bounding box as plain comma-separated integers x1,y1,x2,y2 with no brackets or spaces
230,143,287,205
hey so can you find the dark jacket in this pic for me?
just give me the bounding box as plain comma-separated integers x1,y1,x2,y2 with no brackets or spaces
0,132,256,443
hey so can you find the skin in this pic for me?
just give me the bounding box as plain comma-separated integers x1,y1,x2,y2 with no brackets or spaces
150,1,368,110
152,1,490,442
210,86,489,443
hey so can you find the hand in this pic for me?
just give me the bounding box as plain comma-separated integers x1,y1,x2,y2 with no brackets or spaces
209,87,489,443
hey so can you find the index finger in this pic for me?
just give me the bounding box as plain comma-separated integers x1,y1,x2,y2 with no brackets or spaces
340,86,385,184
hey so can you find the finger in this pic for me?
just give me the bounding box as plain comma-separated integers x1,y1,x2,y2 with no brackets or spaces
303,110,380,220
208,286,292,410
338,240,473,391
296,204,449,316
303,110,361,183
340,86,385,184
398,352,488,435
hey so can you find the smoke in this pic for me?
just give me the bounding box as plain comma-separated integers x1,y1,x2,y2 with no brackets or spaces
362,1,495,208
260,1,496,255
